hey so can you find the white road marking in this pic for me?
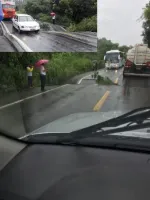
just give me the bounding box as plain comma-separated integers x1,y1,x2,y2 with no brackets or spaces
78,69,104,84
0,84,69,110
77,74,92,84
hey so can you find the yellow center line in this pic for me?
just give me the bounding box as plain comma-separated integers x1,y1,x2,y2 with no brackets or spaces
114,78,119,85
93,91,110,112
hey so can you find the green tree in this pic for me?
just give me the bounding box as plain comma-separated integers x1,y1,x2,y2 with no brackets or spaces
98,38,119,60
119,45,130,53
24,0,96,28
24,0,52,18
68,0,96,23
142,1,150,47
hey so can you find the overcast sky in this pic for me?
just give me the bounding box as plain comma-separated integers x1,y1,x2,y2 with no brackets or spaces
98,0,149,46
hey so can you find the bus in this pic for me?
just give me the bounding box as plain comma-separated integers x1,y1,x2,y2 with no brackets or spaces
0,0,16,19
0,0,4,21
104,50,126,69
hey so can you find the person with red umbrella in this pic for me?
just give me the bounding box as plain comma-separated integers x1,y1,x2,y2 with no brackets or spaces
35,60,49,92
50,11,56,24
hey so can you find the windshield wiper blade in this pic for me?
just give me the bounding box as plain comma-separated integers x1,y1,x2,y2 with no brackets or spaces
19,132,70,142
56,107,150,142
21,107,150,144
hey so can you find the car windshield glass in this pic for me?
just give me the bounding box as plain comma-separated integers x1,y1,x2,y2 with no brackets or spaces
2,4,15,9
19,16,34,22
105,53,119,62
1,0,150,151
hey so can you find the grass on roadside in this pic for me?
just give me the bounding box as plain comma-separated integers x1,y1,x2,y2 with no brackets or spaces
91,70,114,85
96,75,114,85
47,53,93,85
67,15,97,32
0,53,95,92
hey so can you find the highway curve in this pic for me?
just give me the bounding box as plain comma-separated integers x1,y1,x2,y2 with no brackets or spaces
4,21,97,52
1,68,150,138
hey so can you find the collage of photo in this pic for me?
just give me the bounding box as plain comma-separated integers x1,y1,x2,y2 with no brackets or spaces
1,1,150,200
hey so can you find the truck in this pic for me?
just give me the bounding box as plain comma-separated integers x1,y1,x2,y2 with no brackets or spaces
0,0,16,19
104,50,125,69
123,44,150,77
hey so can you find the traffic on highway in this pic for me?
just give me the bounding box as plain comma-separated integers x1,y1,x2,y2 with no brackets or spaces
0,0,97,52
2,0,150,199
1,0,150,148
1,53,150,199
1,51,150,139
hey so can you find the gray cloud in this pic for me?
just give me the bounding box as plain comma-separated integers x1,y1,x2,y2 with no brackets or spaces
98,0,149,45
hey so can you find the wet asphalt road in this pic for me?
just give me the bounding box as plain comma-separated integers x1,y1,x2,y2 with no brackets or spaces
4,21,97,52
1,68,150,138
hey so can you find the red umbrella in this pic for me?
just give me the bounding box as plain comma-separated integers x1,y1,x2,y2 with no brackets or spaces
35,59,49,67
50,12,56,16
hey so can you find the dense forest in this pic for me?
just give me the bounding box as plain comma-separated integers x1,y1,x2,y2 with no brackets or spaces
0,39,131,92
16,0,97,32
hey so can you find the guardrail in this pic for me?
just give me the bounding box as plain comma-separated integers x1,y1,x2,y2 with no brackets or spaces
0,21,32,52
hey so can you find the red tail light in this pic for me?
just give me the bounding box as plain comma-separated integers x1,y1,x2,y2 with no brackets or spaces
125,59,133,68
146,62,150,67
3,9,7,13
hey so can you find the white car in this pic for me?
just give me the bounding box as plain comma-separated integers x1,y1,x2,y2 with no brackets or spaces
12,14,40,33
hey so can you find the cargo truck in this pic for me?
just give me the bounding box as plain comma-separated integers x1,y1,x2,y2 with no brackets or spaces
123,44,150,77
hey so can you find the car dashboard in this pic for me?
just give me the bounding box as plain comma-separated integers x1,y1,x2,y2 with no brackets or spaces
0,134,150,200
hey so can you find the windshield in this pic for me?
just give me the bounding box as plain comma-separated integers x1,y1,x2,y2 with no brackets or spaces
2,4,15,9
1,0,150,150
19,16,34,22
105,53,119,62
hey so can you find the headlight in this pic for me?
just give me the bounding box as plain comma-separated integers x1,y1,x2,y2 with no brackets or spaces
21,26,28,28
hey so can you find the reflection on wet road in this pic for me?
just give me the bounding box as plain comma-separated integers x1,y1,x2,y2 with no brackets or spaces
4,21,97,52
1,68,150,138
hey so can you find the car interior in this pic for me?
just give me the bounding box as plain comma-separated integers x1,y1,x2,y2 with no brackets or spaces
0,133,150,200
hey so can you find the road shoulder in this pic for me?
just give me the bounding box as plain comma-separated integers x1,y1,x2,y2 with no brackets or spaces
0,24,16,52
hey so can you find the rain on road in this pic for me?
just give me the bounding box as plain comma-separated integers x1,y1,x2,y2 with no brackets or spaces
1,68,150,138
4,21,97,52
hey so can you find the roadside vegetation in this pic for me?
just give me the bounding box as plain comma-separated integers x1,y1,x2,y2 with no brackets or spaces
15,0,97,32
96,75,114,85
141,1,150,47
91,71,114,85
67,15,97,32
0,38,132,92
0,53,97,92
